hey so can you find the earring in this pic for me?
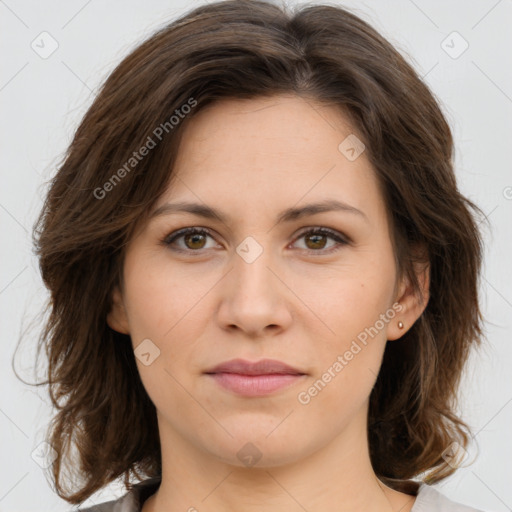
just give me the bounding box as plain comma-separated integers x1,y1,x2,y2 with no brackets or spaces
398,321,404,329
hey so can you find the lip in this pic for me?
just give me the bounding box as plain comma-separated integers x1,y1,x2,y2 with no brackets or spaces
204,358,305,376
207,373,306,396
204,358,307,397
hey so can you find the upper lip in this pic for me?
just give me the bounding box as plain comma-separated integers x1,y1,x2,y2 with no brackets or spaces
205,358,305,375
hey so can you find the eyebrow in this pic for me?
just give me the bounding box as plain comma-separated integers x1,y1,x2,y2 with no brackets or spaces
149,199,368,225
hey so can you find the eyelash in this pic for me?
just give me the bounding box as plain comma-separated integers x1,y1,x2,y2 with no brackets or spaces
161,226,349,255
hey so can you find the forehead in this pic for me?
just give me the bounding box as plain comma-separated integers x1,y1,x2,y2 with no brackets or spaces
176,94,358,156
152,94,387,229
172,95,369,179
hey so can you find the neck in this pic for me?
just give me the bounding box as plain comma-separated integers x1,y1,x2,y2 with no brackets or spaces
142,410,417,512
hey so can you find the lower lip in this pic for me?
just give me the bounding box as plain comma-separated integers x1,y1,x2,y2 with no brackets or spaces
206,372,305,396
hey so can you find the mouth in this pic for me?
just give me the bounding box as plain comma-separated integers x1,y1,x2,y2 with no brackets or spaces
204,358,306,376
204,358,307,396
205,372,306,396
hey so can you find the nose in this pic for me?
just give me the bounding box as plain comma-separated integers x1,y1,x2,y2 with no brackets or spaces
216,240,293,338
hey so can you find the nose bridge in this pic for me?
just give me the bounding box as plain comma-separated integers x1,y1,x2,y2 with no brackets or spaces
232,234,275,296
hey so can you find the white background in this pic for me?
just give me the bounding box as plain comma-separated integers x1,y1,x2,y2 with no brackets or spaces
1,0,511,510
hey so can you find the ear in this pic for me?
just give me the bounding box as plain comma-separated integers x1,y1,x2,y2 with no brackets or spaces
106,285,130,334
387,249,430,341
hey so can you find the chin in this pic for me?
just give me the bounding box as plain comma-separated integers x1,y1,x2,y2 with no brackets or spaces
200,423,316,469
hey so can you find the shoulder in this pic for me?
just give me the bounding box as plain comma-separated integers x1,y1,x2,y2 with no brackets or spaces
413,483,490,512
75,477,161,512
75,493,135,512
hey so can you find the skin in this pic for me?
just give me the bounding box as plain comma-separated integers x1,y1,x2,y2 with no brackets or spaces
107,94,429,512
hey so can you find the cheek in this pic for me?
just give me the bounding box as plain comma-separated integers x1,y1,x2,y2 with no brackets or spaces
298,250,395,390
122,252,206,341
302,263,395,345
122,265,202,415
297,280,390,421
121,254,216,395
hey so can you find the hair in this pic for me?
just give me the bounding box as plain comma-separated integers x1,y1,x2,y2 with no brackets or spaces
22,0,485,504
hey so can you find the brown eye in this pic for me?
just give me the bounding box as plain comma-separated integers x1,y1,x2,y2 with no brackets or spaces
183,232,207,250
293,228,348,254
304,232,328,250
164,227,216,252
163,226,348,255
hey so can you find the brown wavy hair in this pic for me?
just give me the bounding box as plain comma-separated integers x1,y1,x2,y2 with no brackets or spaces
20,0,485,504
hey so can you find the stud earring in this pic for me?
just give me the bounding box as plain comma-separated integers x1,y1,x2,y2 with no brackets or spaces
398,321,404,329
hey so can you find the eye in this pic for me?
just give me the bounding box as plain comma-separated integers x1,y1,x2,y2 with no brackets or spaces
163,227,218,253
291,227,349,254
162,226,349,255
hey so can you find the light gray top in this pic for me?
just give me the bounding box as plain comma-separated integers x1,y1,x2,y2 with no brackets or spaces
76,477,488,512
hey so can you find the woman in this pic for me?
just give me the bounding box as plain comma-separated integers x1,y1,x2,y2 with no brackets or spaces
31,1,488,510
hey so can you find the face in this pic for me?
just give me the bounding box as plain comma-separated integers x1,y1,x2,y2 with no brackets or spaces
108,94,425,469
